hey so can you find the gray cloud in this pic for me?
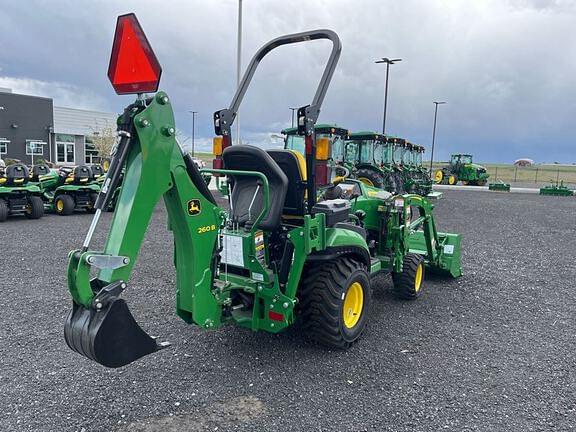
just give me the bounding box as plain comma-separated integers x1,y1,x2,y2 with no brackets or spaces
1,0,575,162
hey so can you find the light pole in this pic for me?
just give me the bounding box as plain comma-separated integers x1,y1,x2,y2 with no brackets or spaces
235,0,243,145
189,111,198,156
429,101,446,174
289,107,297,128
375,57,402,135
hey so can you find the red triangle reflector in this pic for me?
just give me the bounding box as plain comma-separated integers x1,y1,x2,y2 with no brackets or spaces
108,13,162,95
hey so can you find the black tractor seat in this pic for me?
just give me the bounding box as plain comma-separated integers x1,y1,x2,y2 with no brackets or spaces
223,145,288,231
267,149,307,217
30,164,51,182
4,164,30,186
71,165,93,184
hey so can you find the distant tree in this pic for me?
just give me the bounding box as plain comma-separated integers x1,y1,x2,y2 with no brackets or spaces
89,125,116,159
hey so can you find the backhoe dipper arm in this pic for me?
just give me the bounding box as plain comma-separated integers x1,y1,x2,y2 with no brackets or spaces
65,93,224,367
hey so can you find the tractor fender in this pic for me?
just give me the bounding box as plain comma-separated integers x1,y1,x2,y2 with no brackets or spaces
307,227,370,267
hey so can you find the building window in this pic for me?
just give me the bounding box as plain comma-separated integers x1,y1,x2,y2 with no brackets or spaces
85,136,98,164
0,138,8,155
55,134,75,164
26,140,45,155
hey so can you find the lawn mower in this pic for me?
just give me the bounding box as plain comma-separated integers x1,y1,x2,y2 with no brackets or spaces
0,162,44,221
33,164,101,215
64,14,462,368
435,154,489,186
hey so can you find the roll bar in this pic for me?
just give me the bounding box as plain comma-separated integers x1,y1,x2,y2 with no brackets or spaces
214,29,341,139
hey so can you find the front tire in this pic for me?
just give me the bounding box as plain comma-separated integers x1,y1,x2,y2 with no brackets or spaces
357,168,385,189
0,199,8,222
392,253,425,300
55,194,75,216
299,257,372,349
25,196,44,219
86,192,98,214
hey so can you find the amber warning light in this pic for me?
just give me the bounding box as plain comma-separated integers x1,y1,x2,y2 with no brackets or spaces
107,13,162,95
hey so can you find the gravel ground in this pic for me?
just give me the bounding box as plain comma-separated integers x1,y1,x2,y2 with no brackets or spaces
1,190,575,432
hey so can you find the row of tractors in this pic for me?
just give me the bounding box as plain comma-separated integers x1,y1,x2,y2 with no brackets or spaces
282,125,434,196
0,161,120,222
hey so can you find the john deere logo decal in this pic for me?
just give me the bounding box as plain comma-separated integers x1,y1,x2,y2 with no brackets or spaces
188,199,201,216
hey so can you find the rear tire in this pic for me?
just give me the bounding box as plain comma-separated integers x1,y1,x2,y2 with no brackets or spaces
25,196,44,219
383,172,399,194
392,253,425,300
357,168,385,189
86,192,98,214
55,194,75,216
299,257,372,349
0,199,8,222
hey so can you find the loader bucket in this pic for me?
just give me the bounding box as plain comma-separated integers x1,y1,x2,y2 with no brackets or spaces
64,297,165,368
408,231,462,278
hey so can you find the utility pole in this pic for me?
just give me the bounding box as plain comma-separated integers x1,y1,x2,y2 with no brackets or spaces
189,110,198,156
429,101,446,173
236,0,243,145
375,57,402,135
289,107,297,128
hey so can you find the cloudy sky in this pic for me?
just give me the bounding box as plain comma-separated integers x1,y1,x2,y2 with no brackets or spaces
1,0,575,163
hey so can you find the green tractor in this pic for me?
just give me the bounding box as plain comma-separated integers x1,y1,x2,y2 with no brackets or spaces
406,143,433,196
341,131,400,193
0,162,45,221
32,164,101,215
64,15,462,368
435,154,489,186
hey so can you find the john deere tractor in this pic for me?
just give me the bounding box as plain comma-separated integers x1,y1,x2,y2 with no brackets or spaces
407,143,432,196
32,164,101,215
0,162,44,221
435,154,489,186
340,131,401,193
63,14,462,368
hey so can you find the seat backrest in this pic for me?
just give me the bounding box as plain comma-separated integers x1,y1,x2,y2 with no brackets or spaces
73,165,93,183
223,145,288,231
91,165,104,178
31,164,51,182
267,149,307,216
5,164,29,186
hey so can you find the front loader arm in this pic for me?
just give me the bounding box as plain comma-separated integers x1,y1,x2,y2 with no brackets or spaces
65,92,224,367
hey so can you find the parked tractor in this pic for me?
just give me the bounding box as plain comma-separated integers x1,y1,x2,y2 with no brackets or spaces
407,143,433,196
340,131,399,193
435,154,489,186
63,14,462,368
0,162,44,221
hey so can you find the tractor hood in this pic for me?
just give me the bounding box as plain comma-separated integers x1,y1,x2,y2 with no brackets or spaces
466,163,486,172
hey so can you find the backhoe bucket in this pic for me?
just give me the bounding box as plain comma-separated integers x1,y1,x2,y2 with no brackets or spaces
64,297,165,368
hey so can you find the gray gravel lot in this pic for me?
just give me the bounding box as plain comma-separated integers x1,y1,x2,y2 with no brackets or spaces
1,190,575,431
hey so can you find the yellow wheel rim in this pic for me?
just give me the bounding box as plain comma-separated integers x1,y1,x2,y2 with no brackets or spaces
448,175,456,185
343,282,364,329
56,199,64,212
358,177,374,187
414,263,423,292
103,160,110,172
434,170,443,183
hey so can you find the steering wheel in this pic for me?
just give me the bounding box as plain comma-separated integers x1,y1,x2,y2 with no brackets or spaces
330,165,350,185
